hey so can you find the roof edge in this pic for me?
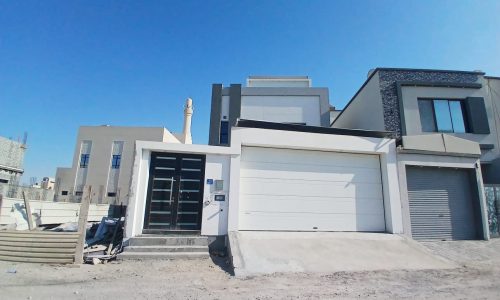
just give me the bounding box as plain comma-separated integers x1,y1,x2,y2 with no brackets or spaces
236,119,393,139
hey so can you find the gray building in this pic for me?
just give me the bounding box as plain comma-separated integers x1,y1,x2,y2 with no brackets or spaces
333,68,498,241
0,136,26,184
54,126,183,204
54,99,195,204
208,76,331,146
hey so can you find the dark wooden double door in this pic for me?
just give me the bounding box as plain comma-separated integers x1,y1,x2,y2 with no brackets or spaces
143,152,206,232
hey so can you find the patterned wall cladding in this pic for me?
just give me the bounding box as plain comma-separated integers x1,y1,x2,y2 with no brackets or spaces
485,186,500,237
377,70,479,138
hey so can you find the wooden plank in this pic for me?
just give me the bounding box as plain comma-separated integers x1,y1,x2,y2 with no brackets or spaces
74,186,91,264
22,191,35,230
0,245,76,253
0,230,79,235
106,219,120,255
0,233,79,239
0,255,74,264
0,237,78,243
0,250,74,259
0,241,77,248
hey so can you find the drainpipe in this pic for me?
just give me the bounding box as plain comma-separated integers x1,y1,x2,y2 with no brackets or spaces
182,98,193,144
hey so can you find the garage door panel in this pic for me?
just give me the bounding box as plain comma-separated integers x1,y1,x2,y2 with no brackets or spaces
239,147,386,232
239,196,385,215
239,212,386,231
242,147,381,169
407,166,479,240
241,166,382,184
241,178,383,199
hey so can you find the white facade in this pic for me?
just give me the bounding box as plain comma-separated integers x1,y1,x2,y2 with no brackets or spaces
240,95,321,126
125,126,403,239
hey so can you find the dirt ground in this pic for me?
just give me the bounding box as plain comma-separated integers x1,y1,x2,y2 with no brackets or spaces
1,240,500,300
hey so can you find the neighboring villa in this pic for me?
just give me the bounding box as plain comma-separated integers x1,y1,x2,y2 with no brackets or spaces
332,68,500,240
53,99,195,204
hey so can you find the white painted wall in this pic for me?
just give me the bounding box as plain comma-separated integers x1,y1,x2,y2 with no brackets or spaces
0,197,110,229
221,95,230,120
201,154,230,236
332,73,386,131
241,95,321,126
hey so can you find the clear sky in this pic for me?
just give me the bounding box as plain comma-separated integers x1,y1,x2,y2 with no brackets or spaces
1,0,499,184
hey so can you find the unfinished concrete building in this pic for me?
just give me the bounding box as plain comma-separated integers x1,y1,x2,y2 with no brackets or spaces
0,136,26,184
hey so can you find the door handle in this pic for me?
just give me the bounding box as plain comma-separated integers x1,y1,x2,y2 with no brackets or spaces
169,176,174,204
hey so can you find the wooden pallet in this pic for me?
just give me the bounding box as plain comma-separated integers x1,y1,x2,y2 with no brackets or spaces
0,230,78,264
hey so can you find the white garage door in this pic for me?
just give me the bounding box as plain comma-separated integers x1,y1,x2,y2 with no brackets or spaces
239,147,385,231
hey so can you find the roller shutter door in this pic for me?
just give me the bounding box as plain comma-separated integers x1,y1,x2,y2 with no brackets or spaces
407,166,479,240
239,147,386,231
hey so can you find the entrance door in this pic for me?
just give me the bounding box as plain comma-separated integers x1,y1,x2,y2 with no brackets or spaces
143,152,206,232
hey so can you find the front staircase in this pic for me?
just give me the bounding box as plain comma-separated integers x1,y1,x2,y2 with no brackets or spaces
119,234,210,260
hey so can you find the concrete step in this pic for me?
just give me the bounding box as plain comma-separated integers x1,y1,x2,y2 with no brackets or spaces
124,245,208,253
128,236,209,247
118,251,210,260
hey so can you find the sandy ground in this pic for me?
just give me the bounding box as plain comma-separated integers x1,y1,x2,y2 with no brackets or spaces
1,239,500,300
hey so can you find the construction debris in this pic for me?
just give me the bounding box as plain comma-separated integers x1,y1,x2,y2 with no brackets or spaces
83,217,124,264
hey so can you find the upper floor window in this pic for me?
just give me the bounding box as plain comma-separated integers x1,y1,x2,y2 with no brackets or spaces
220,121,229,145
418,99,467,133
111,154,121,169
79,154,90,168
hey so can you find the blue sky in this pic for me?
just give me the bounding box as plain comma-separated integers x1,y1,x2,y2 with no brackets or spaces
1,0,499,183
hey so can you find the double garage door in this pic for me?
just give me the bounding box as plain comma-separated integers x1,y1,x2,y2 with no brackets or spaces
407,166,481,240
239,147,386,232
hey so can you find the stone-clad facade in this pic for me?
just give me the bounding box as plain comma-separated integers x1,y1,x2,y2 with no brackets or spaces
377,69,480,137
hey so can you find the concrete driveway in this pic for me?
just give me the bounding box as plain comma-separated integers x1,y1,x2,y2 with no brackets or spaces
229,231,455,276
421,238,500,267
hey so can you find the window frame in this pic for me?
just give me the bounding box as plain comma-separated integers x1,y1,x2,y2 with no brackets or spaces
79,153,90,168
219,120,229,145
111,154,121,169
417,98,469,134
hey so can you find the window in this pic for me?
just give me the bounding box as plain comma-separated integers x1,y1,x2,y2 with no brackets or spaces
0,179,8,183
220,121,229,144
111,155,121,169
418,99,467,133
107,192,116,197
75,191,83,196
61,191,68,196
80,154,90,168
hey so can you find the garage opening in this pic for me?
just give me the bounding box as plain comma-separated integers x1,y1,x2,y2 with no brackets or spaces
239,146,386,232
406,166,483,240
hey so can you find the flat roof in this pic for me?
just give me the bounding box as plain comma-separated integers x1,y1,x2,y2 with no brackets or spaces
247,76,309,79
236,119,393,139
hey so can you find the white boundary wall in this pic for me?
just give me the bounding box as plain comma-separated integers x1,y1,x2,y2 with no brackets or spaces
0,197,110,230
